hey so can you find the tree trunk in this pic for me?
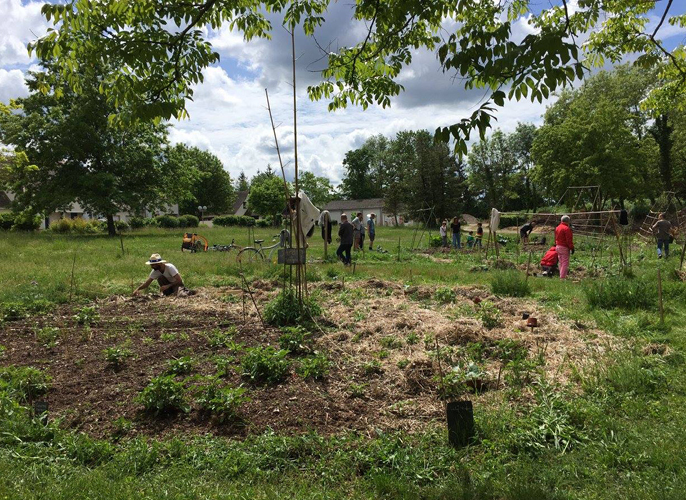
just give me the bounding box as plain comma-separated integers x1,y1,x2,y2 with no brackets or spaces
650,114,673,192
106,214,116,237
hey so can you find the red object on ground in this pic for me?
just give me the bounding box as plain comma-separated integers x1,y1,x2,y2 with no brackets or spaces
555,223,574,250
540,246,558,267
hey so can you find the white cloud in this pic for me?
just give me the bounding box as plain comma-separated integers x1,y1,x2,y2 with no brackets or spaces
0,0,49,66
0,68,28,103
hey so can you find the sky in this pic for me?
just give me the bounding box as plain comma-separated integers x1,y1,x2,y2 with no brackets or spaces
1,0,685,186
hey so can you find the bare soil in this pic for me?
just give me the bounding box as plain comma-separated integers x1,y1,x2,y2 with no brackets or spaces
0,279,618,440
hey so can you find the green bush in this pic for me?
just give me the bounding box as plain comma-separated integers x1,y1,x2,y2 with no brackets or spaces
166,356,194,375
155,214,180,228
429,235,442,248
240,346,291,384
10,212,41,231
0,366,51,403
477,301,502,329
74,306,99,325
629,202,650,223
491,272,531,297
194,379,249,422
49,218,74,233
128,216,146,229
0,213,15,230
278,326,312,354
263,289,322,326
178,215,199,227
137,375,189,415
256,218,271,227
434,287,455,303
48,217,102,234
114,220,130,232
584,277,655,310
213,215,256,227
296,353,331,380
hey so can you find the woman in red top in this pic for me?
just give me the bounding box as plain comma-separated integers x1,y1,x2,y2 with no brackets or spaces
540,246,559,277
555,215,574,279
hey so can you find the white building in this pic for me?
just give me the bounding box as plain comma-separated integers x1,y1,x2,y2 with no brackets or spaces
322,198,407,226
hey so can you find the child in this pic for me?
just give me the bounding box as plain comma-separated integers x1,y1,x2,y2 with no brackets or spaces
475,222,483,248
466,231,475,249
439,220,448,247
540,246,559,277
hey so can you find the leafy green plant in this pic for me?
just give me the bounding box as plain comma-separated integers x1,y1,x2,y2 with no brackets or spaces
214,355,236,378
0,344,5,358
206,327,236,348
477,301,502,329
166,356,194,375
194,378,249,422
74,306,99,325
240,346,291,385
137,375,190,415
504,358,540,390
437,362,486,398
103,346,133,369
406,333,419,345
434,287,456,304
397,359,410,369
429,235,442,248
464,342,485,362
362,360,383,376
296,353,331,380
278,326,312,354
348,382,368,398
112,417,133,438
0,366,51,403
585,277,655,310
491,272,531,297
36,326,61,348
380,335,403,349
494,339,528,363
263,289,322,326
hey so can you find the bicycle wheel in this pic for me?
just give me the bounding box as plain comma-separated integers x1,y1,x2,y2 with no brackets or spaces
236,247,264,264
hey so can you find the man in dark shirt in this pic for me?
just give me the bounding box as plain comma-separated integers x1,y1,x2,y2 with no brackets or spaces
337,213,354,265
450,216,461,249
520,221,535,245
652,213,672,258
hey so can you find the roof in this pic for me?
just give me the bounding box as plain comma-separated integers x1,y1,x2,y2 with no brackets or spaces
323,198,386,211
0,191,10,209
232,191,249,214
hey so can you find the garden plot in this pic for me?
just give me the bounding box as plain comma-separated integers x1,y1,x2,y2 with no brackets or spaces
0,279,619,439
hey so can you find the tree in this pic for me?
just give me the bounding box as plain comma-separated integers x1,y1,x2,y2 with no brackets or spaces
468,131,520,212
32,1,686,153
248,175,287,219
0,66,193,236
236,171,249,192
531,66,661,206
168,144,235,215
340,137,385,199
297,171,334,208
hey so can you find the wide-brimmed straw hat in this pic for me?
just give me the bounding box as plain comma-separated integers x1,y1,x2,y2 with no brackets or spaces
145,253,167,265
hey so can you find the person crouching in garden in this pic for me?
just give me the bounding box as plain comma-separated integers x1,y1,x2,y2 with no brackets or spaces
540,246,559,277
133,254,191,296
337,213,354,265
555,215,574,279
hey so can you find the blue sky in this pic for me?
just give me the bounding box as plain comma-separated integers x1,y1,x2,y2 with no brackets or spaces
1,0,685,185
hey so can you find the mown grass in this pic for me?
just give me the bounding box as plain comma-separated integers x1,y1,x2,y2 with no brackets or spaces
2,227,686,498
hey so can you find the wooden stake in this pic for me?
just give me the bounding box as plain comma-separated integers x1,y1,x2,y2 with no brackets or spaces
680,236,686,269
119,235,125,255
69,254,76,303
658,268,664,324
434,336,446,403
323,212,329,260
525,250,533,282
397,236,401,262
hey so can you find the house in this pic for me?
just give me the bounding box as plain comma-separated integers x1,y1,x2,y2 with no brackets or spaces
322,198,406,226
231,191,257,217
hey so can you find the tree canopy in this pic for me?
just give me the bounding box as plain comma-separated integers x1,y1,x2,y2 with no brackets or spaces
31,1,686,152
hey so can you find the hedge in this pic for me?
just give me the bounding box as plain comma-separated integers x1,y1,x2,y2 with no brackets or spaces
178,215,199,228
213,215,256,227
155,214,180,228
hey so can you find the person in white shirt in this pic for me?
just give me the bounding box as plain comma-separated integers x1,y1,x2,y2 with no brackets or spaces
133,253,185,296
439,220,448,247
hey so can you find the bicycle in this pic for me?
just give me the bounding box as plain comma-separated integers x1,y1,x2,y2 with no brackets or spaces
236,229,290,264
209,239,241,254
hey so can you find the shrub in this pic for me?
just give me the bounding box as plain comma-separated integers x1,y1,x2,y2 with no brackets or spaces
256,218,271,228
296,353,331,380
379,335,403,349
434,287,456,303
205,327,237,348
166,356,194,375
155,214,180,228
0,366,51,403
362,360,383,375
36,327,61,348
263,289,322,326
491,272,531,297
240,346,291,384
137,375,189,415
212,215,232,227
103,346,133,369
74,306,99,325
128,216,146,229
0,213,15,230
438,362,486,398
429,235,442,248
213,215,256,227
477,301,502,329
195,379,249,422
114,220,130,232
178,215,199,227
278,326,312,354
584,277,655,310
49,218,74,233
629,202,650,223
10,212,41,231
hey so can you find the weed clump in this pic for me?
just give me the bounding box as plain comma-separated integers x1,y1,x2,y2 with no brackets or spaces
194,378,249,422
296,353,331,380
585,277,655,310
166,356,194,375
477,301,502,329
137,375,189,415
0,366,51,403
263,289,322,327
103,346,133,369
434,287,456,304
278,326,312,354
241,346,291,384
491,272,531,297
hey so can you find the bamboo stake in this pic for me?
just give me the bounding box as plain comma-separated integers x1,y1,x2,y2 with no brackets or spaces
119,234,125,255
525,250,533,282
658,268,664,324
680,236,686,269
241,273,264,326
69,254,76,303
397,236,401,262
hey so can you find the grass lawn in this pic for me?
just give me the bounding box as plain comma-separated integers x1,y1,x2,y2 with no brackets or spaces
2,225,686,499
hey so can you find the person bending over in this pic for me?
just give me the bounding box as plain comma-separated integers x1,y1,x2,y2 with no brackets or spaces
540,246,559,277
133,253,187,296
520,221,535,245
